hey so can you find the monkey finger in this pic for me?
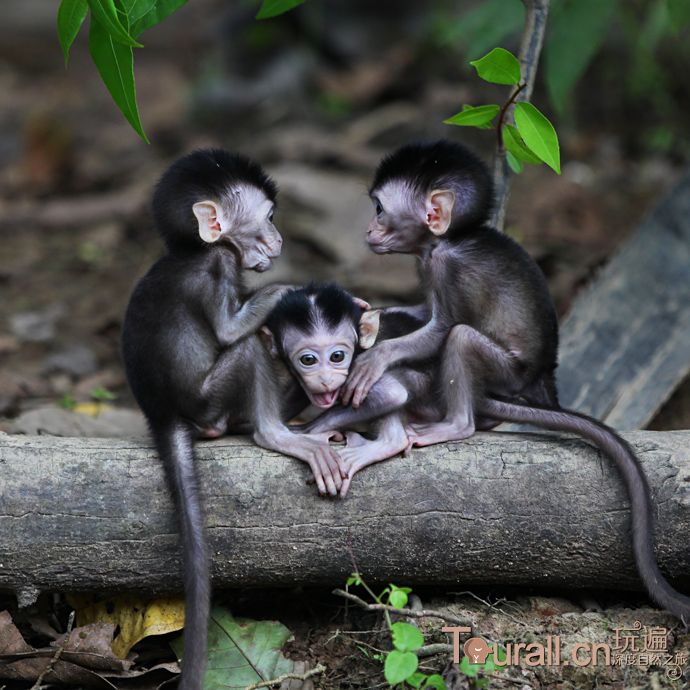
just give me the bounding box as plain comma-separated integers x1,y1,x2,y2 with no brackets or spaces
307,459,328,495
316,449,340,495
352,297,372,311
324,448,347,487
339,475,353,498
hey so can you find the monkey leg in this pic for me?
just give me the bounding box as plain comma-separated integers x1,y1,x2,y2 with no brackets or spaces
338,413,409,497
302,374,409,435
408,324,523,447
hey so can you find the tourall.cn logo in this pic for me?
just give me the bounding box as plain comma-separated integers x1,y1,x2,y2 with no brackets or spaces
443,623,687,680
464,637,491,664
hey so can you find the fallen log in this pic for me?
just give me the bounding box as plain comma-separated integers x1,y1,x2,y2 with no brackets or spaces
1,431,689,601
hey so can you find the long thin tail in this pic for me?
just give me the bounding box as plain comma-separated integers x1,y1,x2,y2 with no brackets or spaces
153,422,210,690
480,398,690,624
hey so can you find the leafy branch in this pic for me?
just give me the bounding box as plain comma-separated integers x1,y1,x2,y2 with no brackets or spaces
57,0,189,143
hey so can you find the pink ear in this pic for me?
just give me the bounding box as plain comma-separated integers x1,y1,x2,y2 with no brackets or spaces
192,201,223,243
359,309,381,349
425,189,455,236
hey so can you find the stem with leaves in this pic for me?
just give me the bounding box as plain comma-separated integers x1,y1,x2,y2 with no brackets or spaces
491,0,551,231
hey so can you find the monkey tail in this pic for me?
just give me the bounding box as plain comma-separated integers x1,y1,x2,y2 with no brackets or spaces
480,398,690,625
153,422,210,690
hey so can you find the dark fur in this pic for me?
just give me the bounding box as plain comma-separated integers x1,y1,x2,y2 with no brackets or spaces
265,283,361,352
371,140,494,235
122,150,283,690
310,139,689,622
152,149,277,252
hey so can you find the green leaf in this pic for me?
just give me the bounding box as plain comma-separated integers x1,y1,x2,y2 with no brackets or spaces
407,672,426,689
545,0,617,112
391,622,424,652
384,650,418,685
256,0,306,20
423,675,447,690
87,0,142,46
57,0,88,66
514,102,560,174
89,386,117,401
503,124,541,164
444,104,500,129
58,394,78,410
459,655,480,678
388,589,408,609
120,0,189,38
506,151,522,174
89,17,149,142
470,47,521,85
171,607,293,688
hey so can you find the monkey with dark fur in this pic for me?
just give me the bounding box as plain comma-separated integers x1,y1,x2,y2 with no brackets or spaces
295,141,690,623
122,150,347,690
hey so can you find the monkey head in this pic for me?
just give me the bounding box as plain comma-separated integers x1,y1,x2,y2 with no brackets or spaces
263,284,379,409
192,184,281,272
367,140,494,251
152,148,282,271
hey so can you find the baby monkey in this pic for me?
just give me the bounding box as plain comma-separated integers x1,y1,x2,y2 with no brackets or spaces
122,151,342,690
301,140,690,623
295,288,690,623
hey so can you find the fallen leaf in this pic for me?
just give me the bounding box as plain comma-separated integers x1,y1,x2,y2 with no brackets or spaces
171,607,294,690
70,594,185,658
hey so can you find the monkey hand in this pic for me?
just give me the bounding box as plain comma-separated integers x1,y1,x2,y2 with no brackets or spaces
341,347,389,407
300,441,347,497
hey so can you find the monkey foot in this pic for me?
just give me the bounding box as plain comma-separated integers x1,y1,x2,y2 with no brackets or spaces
338,430,408,497
406,421,475,447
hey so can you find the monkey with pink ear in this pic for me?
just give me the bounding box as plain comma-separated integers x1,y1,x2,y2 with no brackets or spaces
290,139,690,626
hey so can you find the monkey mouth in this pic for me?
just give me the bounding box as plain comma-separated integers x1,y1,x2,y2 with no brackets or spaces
253,258,272,272
368,241,390,254
311,390,339,408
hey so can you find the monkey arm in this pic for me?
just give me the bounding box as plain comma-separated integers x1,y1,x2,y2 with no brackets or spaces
213,284,293,348
341,317,448,407
302,374,409,434
380,303,429,321
251,366,346,497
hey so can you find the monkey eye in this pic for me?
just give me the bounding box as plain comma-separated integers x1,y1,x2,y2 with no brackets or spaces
268,209,274,223
374,201,383,217
299,353,318,366
330,350,346,364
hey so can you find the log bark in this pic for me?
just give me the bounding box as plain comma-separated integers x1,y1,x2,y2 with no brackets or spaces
557,167,690,429
1,431,689,599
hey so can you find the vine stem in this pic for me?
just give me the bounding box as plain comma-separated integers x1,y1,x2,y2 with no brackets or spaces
491,0,551,232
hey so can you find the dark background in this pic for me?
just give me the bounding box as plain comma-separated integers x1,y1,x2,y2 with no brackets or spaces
1,0,689,429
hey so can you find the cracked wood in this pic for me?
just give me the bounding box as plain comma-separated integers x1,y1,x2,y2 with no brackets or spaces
0,431,689,595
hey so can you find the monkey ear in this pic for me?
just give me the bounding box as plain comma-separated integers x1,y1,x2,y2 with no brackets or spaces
425,189,455,236
193,200,223,243
358,309,381,350
259,326,279,358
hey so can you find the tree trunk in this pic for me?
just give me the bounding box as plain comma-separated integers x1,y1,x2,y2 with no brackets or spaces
1,431,689,601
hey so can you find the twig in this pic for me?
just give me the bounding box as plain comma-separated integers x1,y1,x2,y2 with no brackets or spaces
30,611,75,690
451,590,527,628
491,0,551,232
417,643,454,658
243,663,326,690
333,589,473,629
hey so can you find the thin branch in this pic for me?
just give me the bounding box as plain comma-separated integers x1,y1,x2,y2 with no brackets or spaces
491,0,551,232
332,589,473,629
30,611,75,690
243,663,326,690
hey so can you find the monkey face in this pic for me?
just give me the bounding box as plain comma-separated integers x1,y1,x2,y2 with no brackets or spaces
281,323,357,409
192,185,282,271
368,181,430,254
